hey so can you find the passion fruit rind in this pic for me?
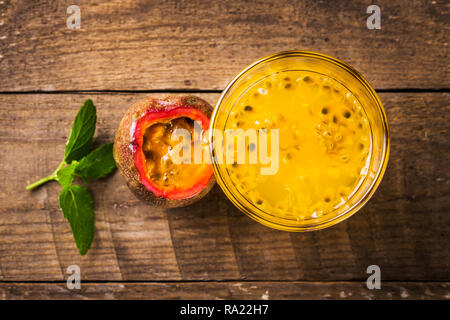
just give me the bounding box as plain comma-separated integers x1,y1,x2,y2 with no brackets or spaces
113,95,215,208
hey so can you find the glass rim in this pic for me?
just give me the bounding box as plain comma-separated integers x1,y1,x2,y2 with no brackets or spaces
210,50,390,232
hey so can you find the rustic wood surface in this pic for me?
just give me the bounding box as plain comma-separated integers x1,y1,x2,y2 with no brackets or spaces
0,0,449,300
1,282,448,300
0,0,448,91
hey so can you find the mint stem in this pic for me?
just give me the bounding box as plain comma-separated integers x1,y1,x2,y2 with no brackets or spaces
26,161,65,190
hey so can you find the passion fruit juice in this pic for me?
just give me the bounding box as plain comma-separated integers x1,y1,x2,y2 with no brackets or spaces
225,71,371,220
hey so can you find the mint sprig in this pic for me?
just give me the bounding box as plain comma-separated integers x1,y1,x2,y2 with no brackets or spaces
26,99,116,255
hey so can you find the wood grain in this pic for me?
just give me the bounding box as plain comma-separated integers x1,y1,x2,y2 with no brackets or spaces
0,281,448,300
0,92,448,282
0,0,448,91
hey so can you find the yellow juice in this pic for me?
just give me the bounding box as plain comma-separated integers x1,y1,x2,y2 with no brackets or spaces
224,71,371,220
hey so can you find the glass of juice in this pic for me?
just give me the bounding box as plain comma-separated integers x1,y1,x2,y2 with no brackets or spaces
210,51,389,231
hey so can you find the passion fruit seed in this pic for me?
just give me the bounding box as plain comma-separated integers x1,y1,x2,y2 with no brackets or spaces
144,150,154,160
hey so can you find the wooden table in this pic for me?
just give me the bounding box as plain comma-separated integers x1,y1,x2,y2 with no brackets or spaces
0,0,448,300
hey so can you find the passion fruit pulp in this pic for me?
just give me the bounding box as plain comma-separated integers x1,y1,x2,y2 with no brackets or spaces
113,96,215,208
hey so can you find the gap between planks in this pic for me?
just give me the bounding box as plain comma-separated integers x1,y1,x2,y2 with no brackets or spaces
0,280,449,284
0,88,449,95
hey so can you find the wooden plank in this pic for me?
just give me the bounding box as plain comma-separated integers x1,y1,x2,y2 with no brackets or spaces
227,212,301,280
0,281,448,300
166,197,241,280
0,0,448,91
0,92,449,281
0,209,64,281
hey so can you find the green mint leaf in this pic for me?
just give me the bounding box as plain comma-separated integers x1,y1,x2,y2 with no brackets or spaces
64,99,97,163
59,185,95,255
56,162,77,188
74,143,116,182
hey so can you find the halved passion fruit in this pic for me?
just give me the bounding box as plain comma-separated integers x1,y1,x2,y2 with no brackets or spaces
113,96,215,207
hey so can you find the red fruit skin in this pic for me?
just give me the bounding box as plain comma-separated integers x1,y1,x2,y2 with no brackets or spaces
113,95,216,208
